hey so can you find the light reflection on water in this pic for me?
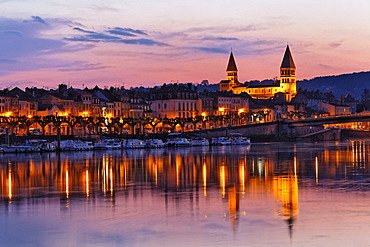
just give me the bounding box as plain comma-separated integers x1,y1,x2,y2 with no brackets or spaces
0,141,370,246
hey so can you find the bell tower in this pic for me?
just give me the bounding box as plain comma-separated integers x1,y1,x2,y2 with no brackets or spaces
226,51,238,83
220,51,240,91
280,45,296,101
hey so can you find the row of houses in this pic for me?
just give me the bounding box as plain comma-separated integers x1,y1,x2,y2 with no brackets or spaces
0,83,357,123
0,83,251,119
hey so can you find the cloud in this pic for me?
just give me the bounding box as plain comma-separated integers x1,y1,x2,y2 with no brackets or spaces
186,24,265,34
107,27,147,36
203,36,239,41
195,47,229,54
0,18,66,60
107,29,137,37
88,4,120,12
73,27,95,34
59,62,111,72
66,26,167,46
328,40,344,49
31,16,47,25
0,17,98,76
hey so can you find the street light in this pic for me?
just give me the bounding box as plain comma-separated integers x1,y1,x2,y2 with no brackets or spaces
3,112,12,117
80,111,89,117
219,107,225,115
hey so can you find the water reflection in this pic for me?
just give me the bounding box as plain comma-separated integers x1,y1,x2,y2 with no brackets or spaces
0,141,370,246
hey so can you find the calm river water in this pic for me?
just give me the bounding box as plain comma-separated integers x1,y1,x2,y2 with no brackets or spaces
1,140,370,247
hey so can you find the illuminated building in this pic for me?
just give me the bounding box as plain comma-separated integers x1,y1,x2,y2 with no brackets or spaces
220,51,240,91
150,83,199,118
220,45,297,102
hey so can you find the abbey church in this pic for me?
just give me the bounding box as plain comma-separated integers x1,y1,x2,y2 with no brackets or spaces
220,45,297,102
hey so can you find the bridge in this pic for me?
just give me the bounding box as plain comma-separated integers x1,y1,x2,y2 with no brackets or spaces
190,114,370,142
287,114,370,126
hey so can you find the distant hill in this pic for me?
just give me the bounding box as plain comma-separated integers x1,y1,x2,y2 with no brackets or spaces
298,71,370,100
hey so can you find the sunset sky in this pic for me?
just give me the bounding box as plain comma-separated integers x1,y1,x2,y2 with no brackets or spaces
0,0,369,89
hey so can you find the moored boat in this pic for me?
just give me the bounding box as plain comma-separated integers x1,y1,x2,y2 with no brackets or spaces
124,139,146,149
94,139,121,150
211,137,232,146
146,139,166,148
191,137,210,146
229,133,251,145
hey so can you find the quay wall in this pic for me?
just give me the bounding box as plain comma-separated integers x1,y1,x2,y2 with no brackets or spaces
2,122,366,144
341,129,370,140
191,121,328,142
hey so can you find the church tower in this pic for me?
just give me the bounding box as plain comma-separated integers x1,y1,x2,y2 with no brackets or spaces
220,51,240,91
226,51,238,84
280,45,296,101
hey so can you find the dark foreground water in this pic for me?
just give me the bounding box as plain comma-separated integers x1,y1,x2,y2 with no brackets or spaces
1,140,370,247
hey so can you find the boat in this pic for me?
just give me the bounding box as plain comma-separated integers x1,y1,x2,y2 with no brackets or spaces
0,142,40,153
38,140,57,151
146,139,166,148
124,139,146,149
166,138,192,147
83,141,94,150
229,133,251,145
191,137,210,146
94,139,121,150
211,137,232,146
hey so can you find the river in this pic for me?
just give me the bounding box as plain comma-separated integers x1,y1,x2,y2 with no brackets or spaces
0,140,369,246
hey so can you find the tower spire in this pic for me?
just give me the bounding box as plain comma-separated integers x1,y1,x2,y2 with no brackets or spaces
279,45,297,101
227,51,238,71
281,45,295,68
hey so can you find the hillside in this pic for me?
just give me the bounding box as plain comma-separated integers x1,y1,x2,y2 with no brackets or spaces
297,71,370,99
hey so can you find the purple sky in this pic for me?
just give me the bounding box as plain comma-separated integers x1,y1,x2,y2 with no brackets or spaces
0,0,369,89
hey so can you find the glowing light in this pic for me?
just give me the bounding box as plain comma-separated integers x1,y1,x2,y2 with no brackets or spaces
27,115,32,118
176,154,181,187
239,164,245,193
8,171,12,200
201,112,206,117
66,170,69,198
109,168,113,195
315,157,319,185
3,112,12,117
80,111,89,117
85,170,89,197
219,107,225,112
203,163,207,197
294,144,297,176
220,166,226,198
238,108,245,114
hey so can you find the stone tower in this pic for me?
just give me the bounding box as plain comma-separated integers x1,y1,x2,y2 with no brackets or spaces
220,52,240,91
280,45,296,101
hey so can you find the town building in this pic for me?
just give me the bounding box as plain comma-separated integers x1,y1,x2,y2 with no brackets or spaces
9,87,38,117
150,83,199,118
317,102,353,116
